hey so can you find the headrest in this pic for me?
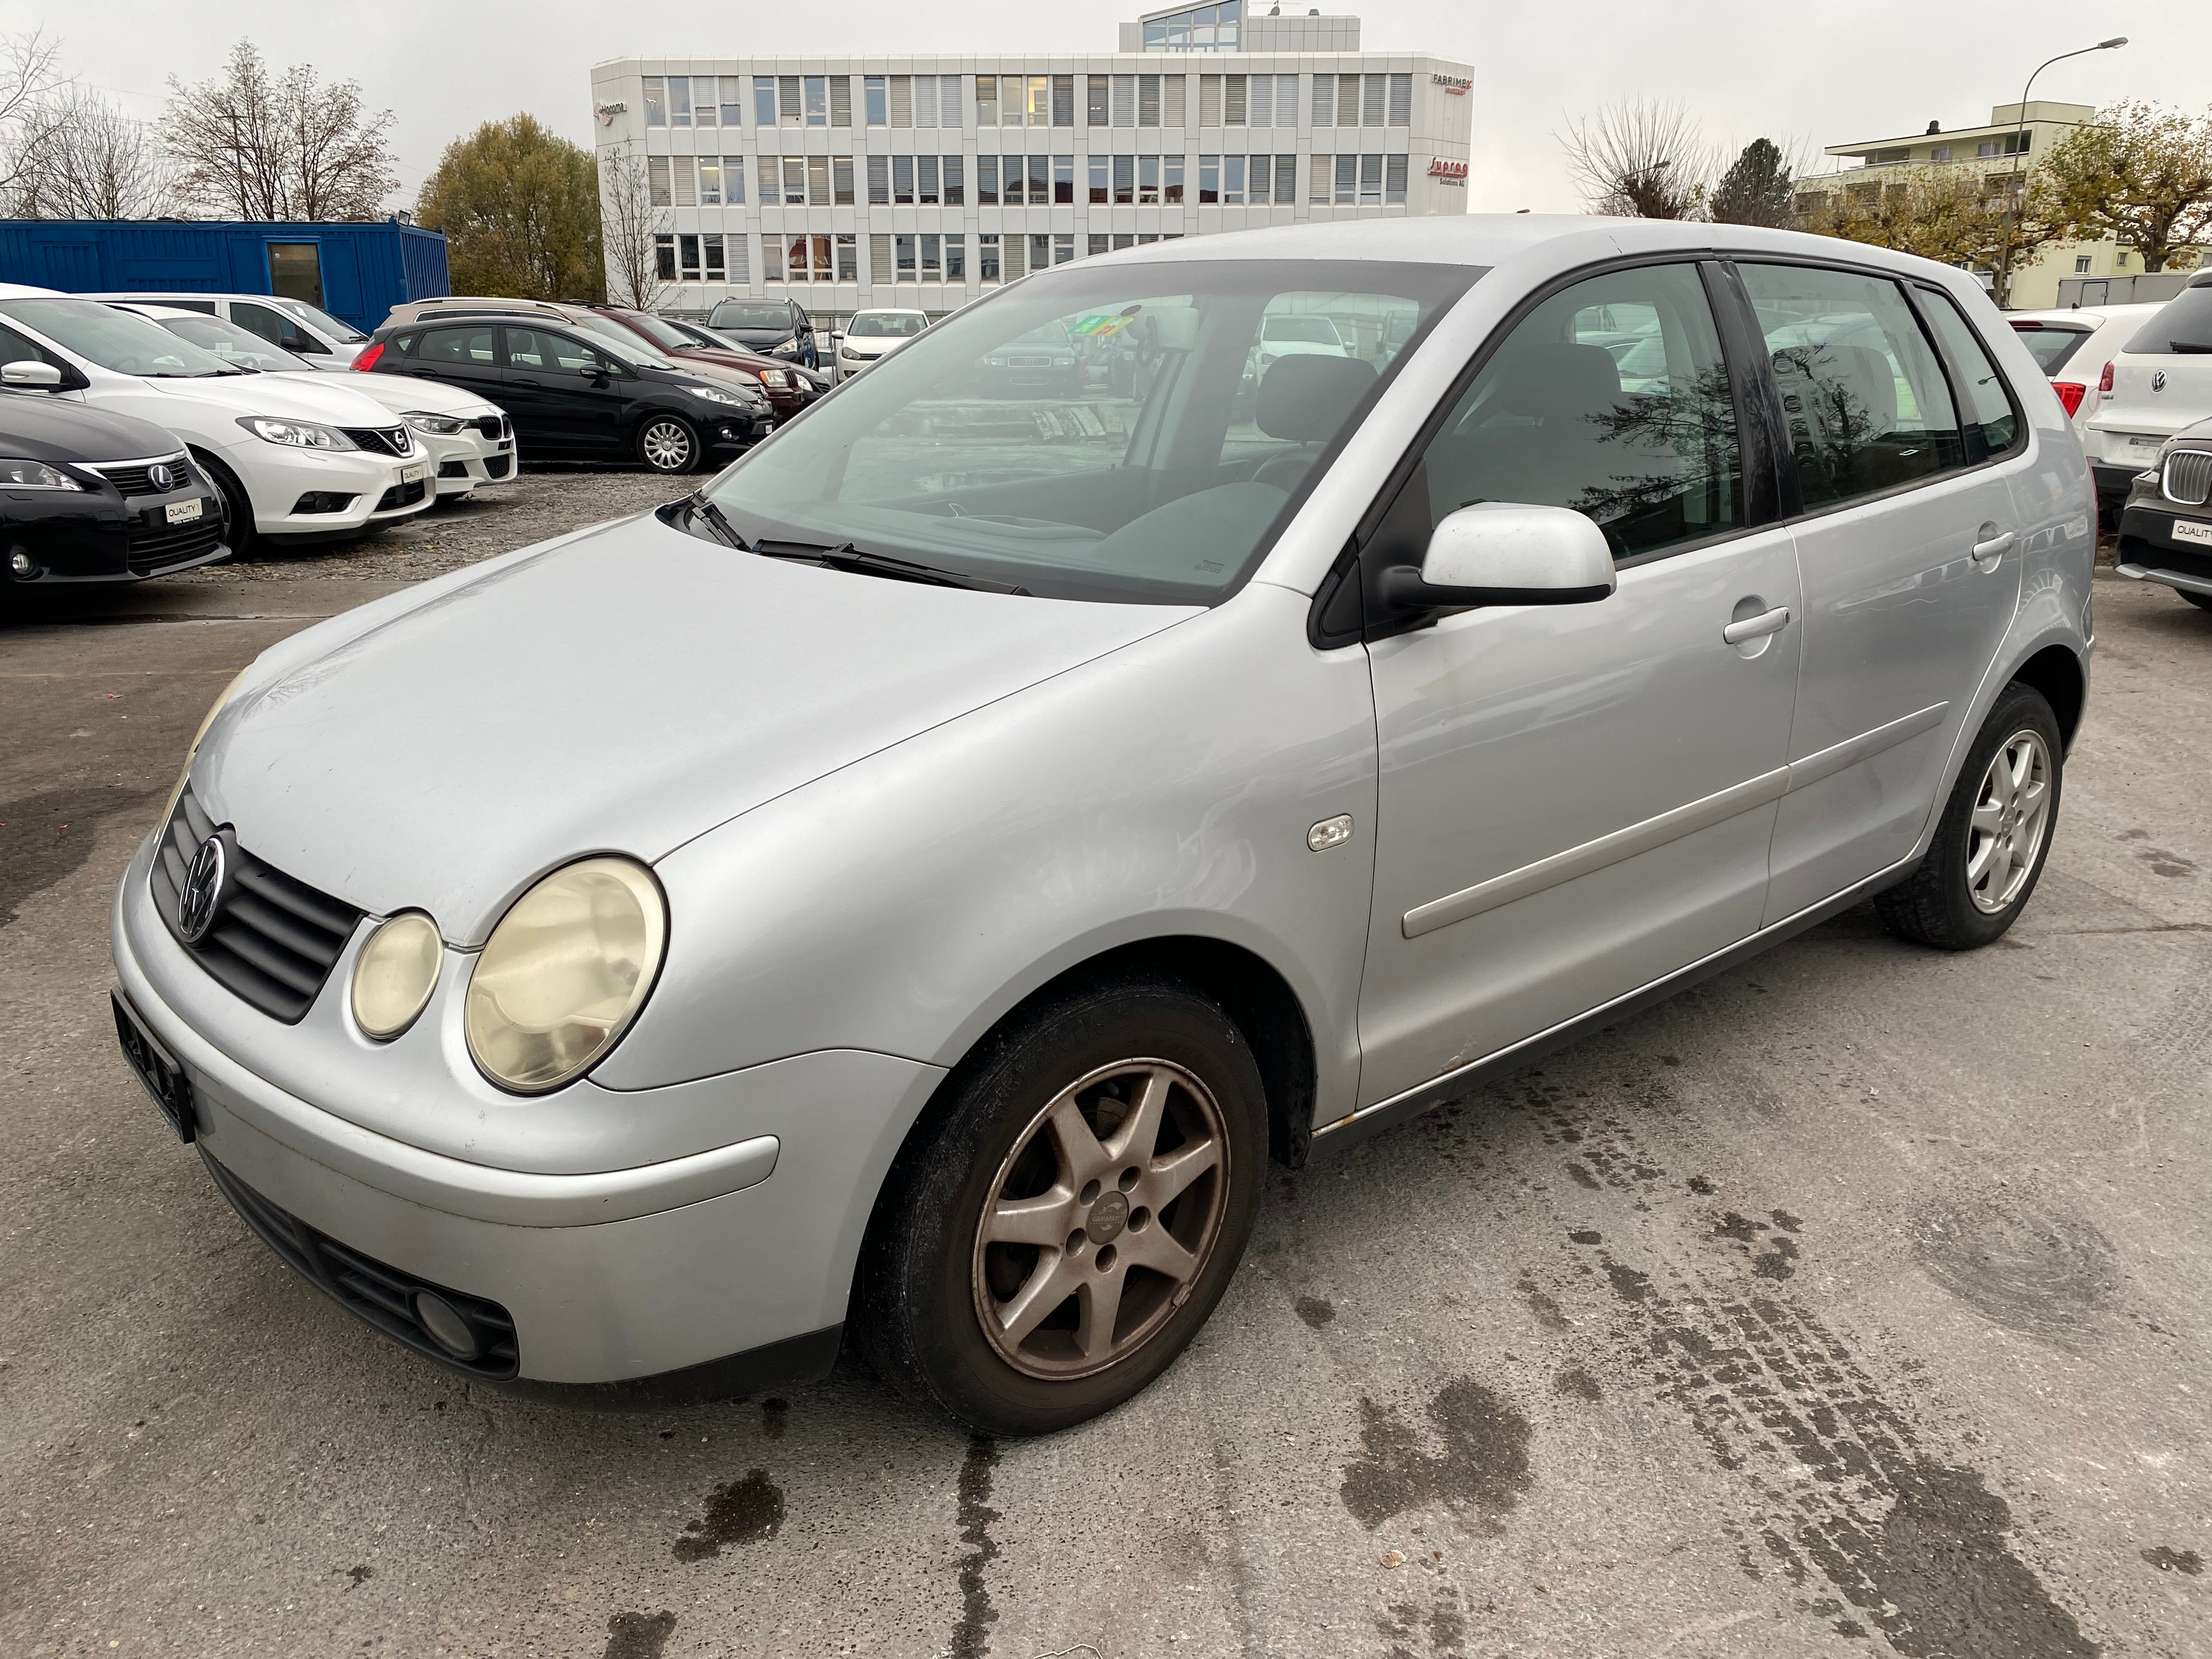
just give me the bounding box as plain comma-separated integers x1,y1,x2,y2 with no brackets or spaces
1257,353,1378,442
1492,341,1623,422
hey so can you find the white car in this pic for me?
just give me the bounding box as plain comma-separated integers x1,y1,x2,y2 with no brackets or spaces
81,290,371,369
110,304,519,501
0,285,433,552
1254,313,1350,370
2004,303,2165,439
831,309,928,382
2081,275,2212,515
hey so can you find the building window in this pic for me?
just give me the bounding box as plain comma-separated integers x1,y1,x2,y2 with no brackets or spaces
1248,154,1269,201
915,75,939,130
1053,233,1074,266
1165,153,1185,203
2116,250,2130,267
807,155,831,206
654,233,675,280
836,234,857,281
977,76,998,127
647,156,672,207
1359,152,1384,204
1928,144,1951,162
2075,255,2093,274
889,75,913,128
724,155,746,205
893,155,915,205
1089,232,1109,257
802,76,827,126
834,156,855,206
1312,74,1333,127
895,234,917,279
1273,155,1295,203
1200,76,1221,128
1337,76,1362,128
754,77,777,126
870,233,893,284
671,156,696,207
761,237,781,281
778,76,803,127
1141,2,1243,52
1138,154,1160,204
1087,75,1109,127
1112,74,1135,128
1029,154,1051,202
1247,74,1272,127
785,156,808,206
1053,74,1075,127
831,76,853,127
698,159,721,205
693,83,716,128
1005,234,1028,280
1113,154,1133,205
1054,154,1074,204
946,235,968,281
944,154,964,205
918,154,940,204
727,236,750,284
1385,154,1407,204
1333,154,1357,204
977,155,998,206
919,233,943,279
865,76,888,127
1199,153,1218,204
1387,72,1411,127
867,155,889,205
1088,154,1109,204
704,234,726,281
979,234,1001,283
668,77,693,127
643,77,665,127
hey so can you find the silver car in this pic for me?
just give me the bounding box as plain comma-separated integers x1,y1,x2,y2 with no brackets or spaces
110,217,2094,1435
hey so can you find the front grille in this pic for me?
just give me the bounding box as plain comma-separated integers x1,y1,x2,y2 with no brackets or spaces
150,783,361,1023
373,478,428,512
201,1152,520,1379
484,454,511,479
86,452,194,496
2164,448,2212,506
127,515,225,573
342,426,411,458
472,414,509,441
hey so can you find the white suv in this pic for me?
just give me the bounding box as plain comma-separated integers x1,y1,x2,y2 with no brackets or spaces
0,286,433,551
80,290,372,369
2082,274,2212,515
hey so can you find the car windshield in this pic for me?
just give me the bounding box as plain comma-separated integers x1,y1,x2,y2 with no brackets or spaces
2126,287,2212,355
2010,323,2091,374
612,311,701,352
0,297,243,376
565,313,675,368
712,303,797,331
152,312,314,372
701,258,1477,605
274,297,368,343
850,313,927,338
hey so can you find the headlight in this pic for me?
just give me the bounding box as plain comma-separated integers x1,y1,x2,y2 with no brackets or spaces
352,912,443,1039
237,417,352,449
769,336,798,353
403,411,466,436
161,667,251,828
758,369,791,387
682,384,754,407
838,345,862,359
0,458,86,489
464,857,667,1093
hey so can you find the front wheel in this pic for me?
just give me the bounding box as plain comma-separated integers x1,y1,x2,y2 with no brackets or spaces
2179,588,2212,612
636,415,699,475
1876,681,2062,950
857,979,1267,1436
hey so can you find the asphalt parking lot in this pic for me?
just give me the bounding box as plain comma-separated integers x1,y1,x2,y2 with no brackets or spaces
3,483,2208,1659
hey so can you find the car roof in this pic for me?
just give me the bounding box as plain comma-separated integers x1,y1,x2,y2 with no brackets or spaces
104,302,203,319
0,283,65,298
2006,303,2165,328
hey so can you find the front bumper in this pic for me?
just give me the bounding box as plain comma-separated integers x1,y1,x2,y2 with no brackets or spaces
2116,499,2212,597
111,831,945,1387
0,475,227,585
421,427,520,496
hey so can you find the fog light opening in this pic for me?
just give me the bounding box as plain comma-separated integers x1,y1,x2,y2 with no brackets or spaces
7,547,39,580
412,1291,481,1360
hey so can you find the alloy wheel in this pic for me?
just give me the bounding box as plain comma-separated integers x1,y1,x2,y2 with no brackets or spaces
1966,727,2052,913
641,420,693,472
970,1058,1231,1380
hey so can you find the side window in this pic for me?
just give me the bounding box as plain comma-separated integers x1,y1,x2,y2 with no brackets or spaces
231,300,318,355
1915,289,2021,457
519,331,612,373
1420,261,1742,561
417,326,497,366
1737,263,1963,510
0,320,66,370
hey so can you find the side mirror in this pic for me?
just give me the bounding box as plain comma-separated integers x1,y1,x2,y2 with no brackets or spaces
1381,503,1616,611
1,360,64,389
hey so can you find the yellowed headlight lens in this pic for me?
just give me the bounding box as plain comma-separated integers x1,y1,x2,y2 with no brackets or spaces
464,857,667,1093
351,912,443,1040
162,668,251,827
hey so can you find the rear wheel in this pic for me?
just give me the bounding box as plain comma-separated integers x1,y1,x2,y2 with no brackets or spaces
636,415,698,475
857,978,1267,1436
1876,682,2062,950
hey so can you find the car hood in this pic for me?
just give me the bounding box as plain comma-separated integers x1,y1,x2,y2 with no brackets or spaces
138,369,410,427
195,511,1197,941
0,393,184,462
272,371,495,417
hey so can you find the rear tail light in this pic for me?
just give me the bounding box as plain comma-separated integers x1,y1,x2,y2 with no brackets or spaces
2098,359,2114,393
2053,381,2087,416
352,342,386,373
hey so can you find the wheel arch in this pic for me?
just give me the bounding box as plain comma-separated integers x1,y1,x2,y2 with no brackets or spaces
2011,641,2086,750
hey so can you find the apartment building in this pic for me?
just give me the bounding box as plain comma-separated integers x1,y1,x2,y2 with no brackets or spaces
589,4,1474,319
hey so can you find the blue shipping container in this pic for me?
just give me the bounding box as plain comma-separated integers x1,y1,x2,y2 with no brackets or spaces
0,218,450,333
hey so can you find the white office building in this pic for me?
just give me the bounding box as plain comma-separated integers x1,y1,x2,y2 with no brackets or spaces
590,5,1474,319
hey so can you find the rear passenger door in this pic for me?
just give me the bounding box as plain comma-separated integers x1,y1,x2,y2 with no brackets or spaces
1734,263,2030,922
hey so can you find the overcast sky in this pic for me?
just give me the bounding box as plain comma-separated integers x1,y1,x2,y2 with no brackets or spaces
6,0,2204,211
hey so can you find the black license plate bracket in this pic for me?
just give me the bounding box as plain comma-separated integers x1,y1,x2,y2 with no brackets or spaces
111,989,196,1142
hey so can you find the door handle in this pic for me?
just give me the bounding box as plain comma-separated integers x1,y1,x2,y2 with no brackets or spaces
509,377,543,387
1722,605,1791,645
1971,529,2015,563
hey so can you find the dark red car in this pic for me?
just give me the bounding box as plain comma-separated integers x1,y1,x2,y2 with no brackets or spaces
568,304,805,422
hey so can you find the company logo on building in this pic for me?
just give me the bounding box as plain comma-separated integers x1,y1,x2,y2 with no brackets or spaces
595,101,628,126
1428,157,1469,183
1432,74,1471,94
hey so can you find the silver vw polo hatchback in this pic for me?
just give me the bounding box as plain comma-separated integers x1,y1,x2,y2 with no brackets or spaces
112,217,2094,1434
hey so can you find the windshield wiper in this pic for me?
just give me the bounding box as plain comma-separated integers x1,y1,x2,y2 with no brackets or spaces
679,489,746,549
750,538,1029,595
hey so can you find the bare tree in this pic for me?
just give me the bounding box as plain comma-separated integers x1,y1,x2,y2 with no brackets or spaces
1560,99,1716,219
599,145,665,311
12,88,177,218
0,29,72,202
163,41,397,219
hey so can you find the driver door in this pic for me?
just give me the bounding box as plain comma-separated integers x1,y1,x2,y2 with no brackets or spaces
1355,259,1802,1108
499,326,623,453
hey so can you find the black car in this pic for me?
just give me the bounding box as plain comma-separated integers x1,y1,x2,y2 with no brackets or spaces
703,298,820,370
355,315,772,475
2116,415,2212,613
0,378,228,589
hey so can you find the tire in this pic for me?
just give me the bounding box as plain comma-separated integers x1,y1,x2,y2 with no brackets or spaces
1876,681,2063,950
191,448,252,558
2179,589,2212,612
856,977,1268,1436
636,414,699,475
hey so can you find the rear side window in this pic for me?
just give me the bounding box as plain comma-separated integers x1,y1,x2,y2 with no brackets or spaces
1418,261,1742,562
504,328,612,373
1740,263,1963,511
232,300,318,356
2010,323,2091,374
418,326,496,365
2125,286,2212,355
1917,291,2021,456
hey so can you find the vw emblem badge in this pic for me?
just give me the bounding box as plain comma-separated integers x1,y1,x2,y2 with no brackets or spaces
148,462,174,491
178,834,227,944
2152,370,2168,393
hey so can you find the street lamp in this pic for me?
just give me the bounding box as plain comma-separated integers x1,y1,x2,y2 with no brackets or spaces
1994,36,2126,308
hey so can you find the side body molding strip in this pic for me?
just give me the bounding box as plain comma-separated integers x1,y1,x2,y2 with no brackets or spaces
1400,703,1948,940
